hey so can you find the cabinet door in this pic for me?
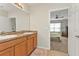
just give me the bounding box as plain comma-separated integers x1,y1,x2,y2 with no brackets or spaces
15,41,26,56
30,37,34,51
0,47,14,56
27,38,31,55
33,34,37,48
27,36,33,55
27,34,37,55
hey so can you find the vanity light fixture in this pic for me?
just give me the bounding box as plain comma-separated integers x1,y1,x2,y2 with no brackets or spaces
14,3,24,10
12,3,30,13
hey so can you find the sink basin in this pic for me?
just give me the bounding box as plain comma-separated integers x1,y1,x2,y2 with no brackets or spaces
0,35,17,40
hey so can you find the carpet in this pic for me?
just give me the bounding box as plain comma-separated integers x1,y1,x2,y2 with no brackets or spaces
50,37,61,42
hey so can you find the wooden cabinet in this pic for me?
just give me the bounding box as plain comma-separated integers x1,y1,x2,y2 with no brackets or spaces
15,37,27,56
0,32,37,56
30,36,34,51
33,34,37,48
27,38,31,55
15,41,26,56
27,36,33,55
27,33,37,55
0,47,14,56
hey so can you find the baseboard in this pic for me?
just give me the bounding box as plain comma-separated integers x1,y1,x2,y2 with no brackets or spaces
37,46,50,50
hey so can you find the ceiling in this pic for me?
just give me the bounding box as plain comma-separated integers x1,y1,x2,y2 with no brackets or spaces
27,3,71,7
0,3,32,13
0,3,70,13
27,3,44,7
0,3,19,12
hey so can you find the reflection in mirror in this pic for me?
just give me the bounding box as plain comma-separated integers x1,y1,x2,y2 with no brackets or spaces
0,3,30,33
0,9,11,32
10,18,16,32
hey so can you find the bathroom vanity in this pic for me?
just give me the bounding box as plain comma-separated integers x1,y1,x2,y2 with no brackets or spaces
0,31,37,56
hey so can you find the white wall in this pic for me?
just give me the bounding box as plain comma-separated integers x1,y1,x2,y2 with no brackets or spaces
68,4,79,56
30,3,70,49
8,9,30,31
0,9,11,32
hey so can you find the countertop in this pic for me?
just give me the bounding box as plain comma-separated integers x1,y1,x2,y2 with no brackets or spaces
0,31,37,44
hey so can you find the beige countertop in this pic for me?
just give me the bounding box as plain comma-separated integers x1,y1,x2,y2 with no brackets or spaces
0,31,37,44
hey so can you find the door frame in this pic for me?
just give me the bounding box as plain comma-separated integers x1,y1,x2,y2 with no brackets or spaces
48,7,69,54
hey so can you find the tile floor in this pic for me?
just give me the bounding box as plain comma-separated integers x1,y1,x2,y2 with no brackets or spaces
31,36,68,56
30,48,68,56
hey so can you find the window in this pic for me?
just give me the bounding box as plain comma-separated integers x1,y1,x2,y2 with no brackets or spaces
50,23,61,32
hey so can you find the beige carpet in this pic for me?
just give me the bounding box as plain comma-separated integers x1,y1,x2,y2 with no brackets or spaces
30,48,68,56
50,36,68,53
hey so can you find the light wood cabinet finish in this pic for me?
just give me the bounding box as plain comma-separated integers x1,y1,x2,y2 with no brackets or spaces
15,41,26,56
27,36,34,55
0,47,14,56
0,32,37,56
33,34,37,48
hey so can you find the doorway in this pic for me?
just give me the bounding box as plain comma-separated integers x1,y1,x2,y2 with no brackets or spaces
50,8,68,54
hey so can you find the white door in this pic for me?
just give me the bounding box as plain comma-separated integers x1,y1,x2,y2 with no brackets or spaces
68,4,79,56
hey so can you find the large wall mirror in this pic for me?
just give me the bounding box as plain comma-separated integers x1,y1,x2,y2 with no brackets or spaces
0,3,30,32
